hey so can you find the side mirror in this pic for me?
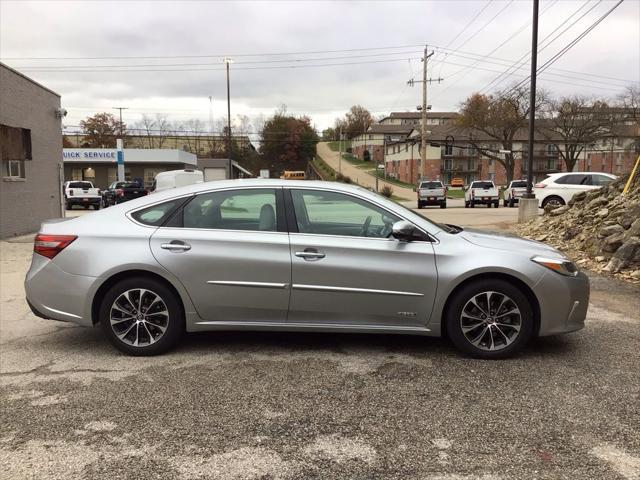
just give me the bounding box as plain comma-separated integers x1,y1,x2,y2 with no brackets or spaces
391,221,424,242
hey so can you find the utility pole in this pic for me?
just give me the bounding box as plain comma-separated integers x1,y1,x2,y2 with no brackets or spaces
113,107,128,182
338,125,342,174
407,46,440,182
223,58,234,179
519,0,539,222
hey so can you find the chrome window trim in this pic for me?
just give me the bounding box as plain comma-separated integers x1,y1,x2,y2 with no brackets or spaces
286,186,437,243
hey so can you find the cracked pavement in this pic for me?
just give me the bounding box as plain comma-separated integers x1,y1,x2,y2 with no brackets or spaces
1,240,639,479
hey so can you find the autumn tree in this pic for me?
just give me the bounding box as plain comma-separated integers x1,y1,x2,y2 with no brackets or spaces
79,112,125,148
458,85,545,183
259,110,319,174
538,96,614,172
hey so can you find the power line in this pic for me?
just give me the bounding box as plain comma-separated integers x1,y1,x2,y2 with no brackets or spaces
438,0,494,53
1,44,426,61
504,0,626,98
479,0,602,94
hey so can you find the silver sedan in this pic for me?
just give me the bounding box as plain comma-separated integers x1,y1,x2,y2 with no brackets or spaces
25,179,589,359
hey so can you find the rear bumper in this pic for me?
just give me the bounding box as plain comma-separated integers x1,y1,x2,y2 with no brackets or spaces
418,196,446,205
66,197,100,206
24,254,96,327
470,197,498,204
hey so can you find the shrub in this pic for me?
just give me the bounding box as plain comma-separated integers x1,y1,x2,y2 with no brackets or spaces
380,185,394,198
342,175,353,184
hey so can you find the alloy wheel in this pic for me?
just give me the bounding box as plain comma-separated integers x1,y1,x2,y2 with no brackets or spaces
110,289,169,347
460,291,522,352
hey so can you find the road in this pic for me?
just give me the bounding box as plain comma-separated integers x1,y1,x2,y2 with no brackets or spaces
1,208,638,479
316,142,415,200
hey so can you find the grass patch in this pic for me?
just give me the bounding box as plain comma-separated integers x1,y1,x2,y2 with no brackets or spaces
327,140,352,152
446,189,465,199
311,157,336,180
370,170,415,189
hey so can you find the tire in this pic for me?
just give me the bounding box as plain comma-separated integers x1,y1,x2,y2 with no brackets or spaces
445,279,534,359
494,201,499,208
503,199,508,207
464,201,469,208
440,202,446,209
470,201,475,208
65,201,71,210
417,202,422,209
541,196,565,209
509,198,515,208
99,276,184,356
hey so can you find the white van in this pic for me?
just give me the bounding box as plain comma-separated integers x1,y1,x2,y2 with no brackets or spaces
152,169,204,192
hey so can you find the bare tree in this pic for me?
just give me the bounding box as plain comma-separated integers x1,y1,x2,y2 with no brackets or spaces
538,95,614,172
458,85,546,183
617,85,640,121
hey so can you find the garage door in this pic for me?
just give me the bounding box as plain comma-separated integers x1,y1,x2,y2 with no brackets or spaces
204,167,227,182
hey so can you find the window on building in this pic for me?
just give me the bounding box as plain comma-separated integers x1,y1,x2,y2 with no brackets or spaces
368,135,373,140
3,160,25,180
72,168,83,181
83,167,96,182
144,168,166,188
444,144,453,157
546,144,558,156
1,125,32,181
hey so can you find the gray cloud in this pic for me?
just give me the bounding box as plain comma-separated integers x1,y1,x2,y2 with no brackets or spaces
1,0,638,131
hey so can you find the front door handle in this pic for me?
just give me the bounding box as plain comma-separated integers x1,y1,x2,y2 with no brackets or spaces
295,249,325,260
161,241,191,252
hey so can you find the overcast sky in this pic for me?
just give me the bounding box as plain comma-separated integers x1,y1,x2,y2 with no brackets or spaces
1,0,638,134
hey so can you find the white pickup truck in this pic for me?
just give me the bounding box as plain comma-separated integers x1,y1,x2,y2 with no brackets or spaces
63,181,101,210
465,180,500,208
503,180,528,207
416,180,447,209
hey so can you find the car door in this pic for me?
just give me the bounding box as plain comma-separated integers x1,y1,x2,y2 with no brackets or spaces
149,187,291,324
286,188,438,328
552,174,589,203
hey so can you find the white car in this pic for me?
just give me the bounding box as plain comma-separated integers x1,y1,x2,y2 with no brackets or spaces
464,180,500,208
63,181,101,210
504,180,528,207
534,172,617,209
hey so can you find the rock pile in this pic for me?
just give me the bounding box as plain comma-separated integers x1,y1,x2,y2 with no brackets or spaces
512,174,640,282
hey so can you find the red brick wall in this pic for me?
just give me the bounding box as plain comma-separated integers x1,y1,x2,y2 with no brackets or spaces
353,144,384,163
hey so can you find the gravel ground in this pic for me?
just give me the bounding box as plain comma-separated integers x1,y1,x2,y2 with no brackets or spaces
1,240,639,480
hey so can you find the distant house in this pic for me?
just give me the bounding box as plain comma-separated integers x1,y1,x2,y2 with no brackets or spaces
1,63,63,238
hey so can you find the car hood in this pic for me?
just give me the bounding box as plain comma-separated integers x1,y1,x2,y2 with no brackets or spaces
458,228,565,258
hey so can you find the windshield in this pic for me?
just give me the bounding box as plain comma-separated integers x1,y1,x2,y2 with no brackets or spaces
471,181,495,189
419,182,443,189
69,182,92,189
511,181,527,188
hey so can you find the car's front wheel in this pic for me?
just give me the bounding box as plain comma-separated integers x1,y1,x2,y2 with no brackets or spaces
99,276,184,356
445,279,534,359
542,195,565,209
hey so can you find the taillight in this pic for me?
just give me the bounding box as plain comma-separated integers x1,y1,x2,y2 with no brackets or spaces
512,189,515,196
116,188,124,197
534,183,546,188
68,190,74,196
34,234,77,259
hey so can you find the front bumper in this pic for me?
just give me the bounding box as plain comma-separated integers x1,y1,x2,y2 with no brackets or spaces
534,270,590,336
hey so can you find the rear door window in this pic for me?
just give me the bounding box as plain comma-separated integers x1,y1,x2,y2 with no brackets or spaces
555,174,587,185
590,174,615,186
131,200,181,226
69,182,92,189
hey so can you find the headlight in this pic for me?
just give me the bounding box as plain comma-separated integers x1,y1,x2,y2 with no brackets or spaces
531,256,579,277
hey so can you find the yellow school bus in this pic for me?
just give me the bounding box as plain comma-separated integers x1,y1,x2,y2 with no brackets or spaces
280,170,306,180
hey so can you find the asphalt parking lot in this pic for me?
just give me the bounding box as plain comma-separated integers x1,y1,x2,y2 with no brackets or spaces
1,206,639,479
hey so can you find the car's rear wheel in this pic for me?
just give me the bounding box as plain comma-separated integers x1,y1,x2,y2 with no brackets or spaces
99,277,184,356
542,196,565,209
509,198,515,208
445,279,534,359
503,199,508,207
440,202,446,209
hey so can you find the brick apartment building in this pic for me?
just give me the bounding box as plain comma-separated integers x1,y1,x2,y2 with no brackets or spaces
1,63,63,238
353,111,639,186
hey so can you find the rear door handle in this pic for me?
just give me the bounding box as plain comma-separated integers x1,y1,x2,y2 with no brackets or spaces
295,250,325,260
161,242,191,252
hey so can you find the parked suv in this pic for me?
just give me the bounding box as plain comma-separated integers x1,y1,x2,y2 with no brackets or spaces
504,180,528,207
465,181,500,208
534,172,617,208
416,180,447,209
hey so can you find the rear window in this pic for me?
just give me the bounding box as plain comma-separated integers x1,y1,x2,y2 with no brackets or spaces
471,182,495,189
116,182,139,189
131,200,180,226
510,181,527,188
69,182,92,189
419,182,443,188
